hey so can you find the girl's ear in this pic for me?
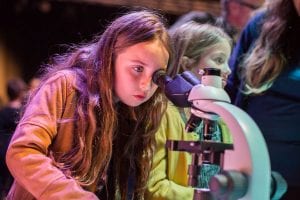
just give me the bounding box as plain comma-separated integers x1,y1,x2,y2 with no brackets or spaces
181,56,194,71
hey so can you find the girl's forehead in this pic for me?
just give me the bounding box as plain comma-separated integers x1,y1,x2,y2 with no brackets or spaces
200,41,228,51
115,39,169,68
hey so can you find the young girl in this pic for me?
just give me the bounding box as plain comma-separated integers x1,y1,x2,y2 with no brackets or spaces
146,22,232,200
5,10,171,200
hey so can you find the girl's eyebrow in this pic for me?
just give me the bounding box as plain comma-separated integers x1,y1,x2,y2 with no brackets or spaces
129,59,146,66
129,58,168,70
212,52,227,57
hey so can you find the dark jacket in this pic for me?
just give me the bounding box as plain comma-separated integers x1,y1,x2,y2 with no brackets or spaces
226,11,300,187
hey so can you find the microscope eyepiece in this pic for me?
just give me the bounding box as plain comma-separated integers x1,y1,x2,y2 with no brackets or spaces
200,68,222,88
201,68,221,76
152,69,172,88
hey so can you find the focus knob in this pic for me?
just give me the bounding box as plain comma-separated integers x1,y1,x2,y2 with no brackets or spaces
270,171,287,200
209,170,248,200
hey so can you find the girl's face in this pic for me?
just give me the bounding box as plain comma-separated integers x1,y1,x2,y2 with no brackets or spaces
114,39,169,107
193,40,231,88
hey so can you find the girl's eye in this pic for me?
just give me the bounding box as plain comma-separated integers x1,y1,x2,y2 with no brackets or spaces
214,57,225,64
133,66,144,73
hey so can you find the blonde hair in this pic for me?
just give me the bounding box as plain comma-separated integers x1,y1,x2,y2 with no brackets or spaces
243,0,298,94
168,22,232,77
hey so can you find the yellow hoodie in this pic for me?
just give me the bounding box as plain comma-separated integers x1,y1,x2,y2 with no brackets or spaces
145,103,232,200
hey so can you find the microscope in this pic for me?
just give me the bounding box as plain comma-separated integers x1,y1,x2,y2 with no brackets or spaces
152,68,287,200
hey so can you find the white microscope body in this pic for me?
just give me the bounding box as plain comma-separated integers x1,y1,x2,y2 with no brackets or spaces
188,83,271,199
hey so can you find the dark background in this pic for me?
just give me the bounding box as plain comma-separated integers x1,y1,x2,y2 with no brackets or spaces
0,0,178,82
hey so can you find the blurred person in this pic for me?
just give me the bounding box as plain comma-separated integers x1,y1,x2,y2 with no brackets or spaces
0,78,27,199
226,0,300,198
220,0,265,39
28,77,41,93
24,76,41,101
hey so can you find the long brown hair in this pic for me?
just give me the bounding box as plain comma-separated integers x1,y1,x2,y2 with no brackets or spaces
243,0,299,94
30,10,171,199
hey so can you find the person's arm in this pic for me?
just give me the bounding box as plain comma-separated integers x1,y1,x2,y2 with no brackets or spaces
145,104,195,200
6,71,98,200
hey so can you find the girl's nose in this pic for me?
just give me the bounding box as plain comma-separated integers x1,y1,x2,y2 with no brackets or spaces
223,64,231,76
140,76,153,91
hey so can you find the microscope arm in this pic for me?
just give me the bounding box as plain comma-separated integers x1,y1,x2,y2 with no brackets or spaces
190,99,271,200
